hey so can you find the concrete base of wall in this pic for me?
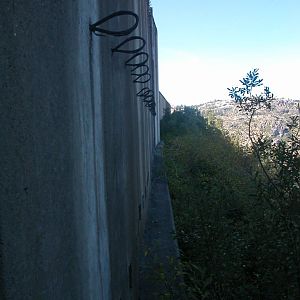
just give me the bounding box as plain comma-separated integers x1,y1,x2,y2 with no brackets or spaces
139,143,184,299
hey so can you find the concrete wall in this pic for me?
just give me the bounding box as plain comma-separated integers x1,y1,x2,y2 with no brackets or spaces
98,1,159,299
0,0,159,299
159,92,172,120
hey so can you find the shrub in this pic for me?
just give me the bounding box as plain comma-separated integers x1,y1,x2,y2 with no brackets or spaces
161,80,300,298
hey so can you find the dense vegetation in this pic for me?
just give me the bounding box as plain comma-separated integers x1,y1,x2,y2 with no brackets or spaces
161,71,300,299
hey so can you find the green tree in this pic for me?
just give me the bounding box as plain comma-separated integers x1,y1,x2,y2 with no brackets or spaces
228,69,300,297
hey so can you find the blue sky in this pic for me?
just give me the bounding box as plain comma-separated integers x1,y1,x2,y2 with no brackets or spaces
151,0,300,105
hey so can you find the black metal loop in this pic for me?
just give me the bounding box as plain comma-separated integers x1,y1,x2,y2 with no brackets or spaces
137,87,153,97
145,100,155,107
137,87,150,96
141,95,154,103
150,108,156,116
112,36,146,54
132,73,151,84
125,52,149,67
131,65,149,77
89,11,155,115
146,100,156,115
90,11,139,37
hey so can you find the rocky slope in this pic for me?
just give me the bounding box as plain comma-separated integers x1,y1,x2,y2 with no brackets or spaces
196,98,300,148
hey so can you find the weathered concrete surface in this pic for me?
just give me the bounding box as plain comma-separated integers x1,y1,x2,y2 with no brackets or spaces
139,144,183,299
0,0,113,299
0,0,161,299
159,92,171,119
98,1,159,299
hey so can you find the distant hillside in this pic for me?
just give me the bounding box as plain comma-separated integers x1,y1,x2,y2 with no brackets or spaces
195,98,300,147
161,106,300,299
